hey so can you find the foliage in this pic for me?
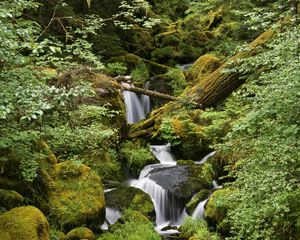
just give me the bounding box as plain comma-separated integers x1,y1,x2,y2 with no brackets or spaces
166,68,187,96
159,117,181,146
120,140,156,177
215,25,300,239
97,213,160,240
105,62,128,76
131,62,150,84
180,217,220,240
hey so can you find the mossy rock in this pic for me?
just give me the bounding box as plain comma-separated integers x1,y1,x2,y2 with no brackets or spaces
47,161,105,231
185,189,210,214
64,227,94,240
0,189,24,210
188,54,221,81
105,186,154,218
205,188,232,234
0,206,49,240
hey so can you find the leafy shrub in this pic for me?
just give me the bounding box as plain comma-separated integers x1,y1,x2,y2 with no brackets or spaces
105,62,128,76
120,140,156,177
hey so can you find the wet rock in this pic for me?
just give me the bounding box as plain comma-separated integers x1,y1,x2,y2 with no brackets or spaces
149,162,213,199
0,206,49,240
105,185,154,217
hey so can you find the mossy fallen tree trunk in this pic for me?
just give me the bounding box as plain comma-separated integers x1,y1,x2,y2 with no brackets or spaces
128,29,275,139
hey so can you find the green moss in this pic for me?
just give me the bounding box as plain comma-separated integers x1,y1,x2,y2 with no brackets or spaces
185,189,210,214
205,188,232,234
0,189,24,210
105,186,154,217
99,210,159,240
47,161,105,231
188,54,221,81
0,206,49,240
65,227,94,240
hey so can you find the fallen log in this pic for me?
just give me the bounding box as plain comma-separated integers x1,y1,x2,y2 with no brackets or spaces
128,29,276,138
120,83,177,101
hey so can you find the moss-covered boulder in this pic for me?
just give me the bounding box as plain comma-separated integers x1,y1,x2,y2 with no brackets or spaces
47,161,105,231
185,189,210,214
0,206,49,240
205,188,232,234
64,227,94,240
0,189,24,210
105,186,154,218
188,54,221,81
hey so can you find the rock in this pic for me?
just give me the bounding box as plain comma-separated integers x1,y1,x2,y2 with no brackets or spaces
149,162,213,199
205,188,232,234
0,189,23,210
105,186,154,217
185,189,210,214
188,54,221,81
65,227,94,240
0,206,49,240
47,161,105,231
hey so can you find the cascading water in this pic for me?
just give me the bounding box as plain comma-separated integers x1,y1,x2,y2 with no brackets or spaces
122,82,151,123
123,90,146,123
130,144,186,231
192,199,208,219
141,81,151,115
101,207,122,230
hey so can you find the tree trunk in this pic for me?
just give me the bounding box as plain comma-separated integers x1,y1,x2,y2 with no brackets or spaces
128,29,276,138
120,83,177,101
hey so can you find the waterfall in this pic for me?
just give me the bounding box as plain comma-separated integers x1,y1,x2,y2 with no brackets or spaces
123,90,146,123
122,82,151,124
141,81,151,115
195,151,216,164
129,143,186,231
192,199,208,219
101,207,122,230
150,143,176,164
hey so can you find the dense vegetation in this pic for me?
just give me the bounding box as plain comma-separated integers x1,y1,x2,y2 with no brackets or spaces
0,0,299,240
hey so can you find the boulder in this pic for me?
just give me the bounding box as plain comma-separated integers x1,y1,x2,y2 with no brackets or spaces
185,189,210,214
65,227,94,240
188,54,221,81
0,189,23,210
205,188,232,234
0,206,49,240
149,162,213,199
105,186,154,217
47,161,105,231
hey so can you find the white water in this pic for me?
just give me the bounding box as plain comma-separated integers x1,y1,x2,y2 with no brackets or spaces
141,81,151,115
122,82,151,123
150,143,176,164
101,207,122,230
123,90,146,123
129,143,187,230
192,198,208,219
195,151,216,164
